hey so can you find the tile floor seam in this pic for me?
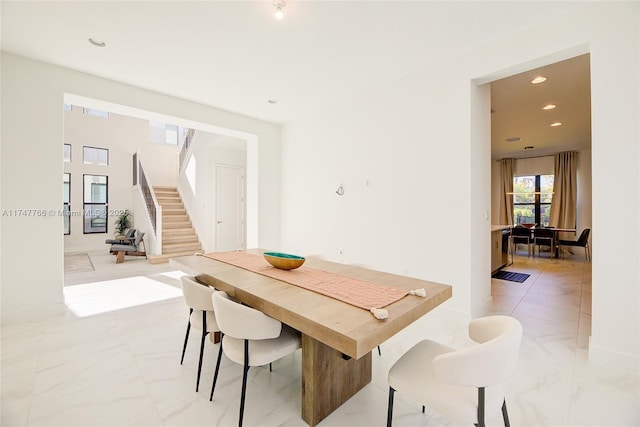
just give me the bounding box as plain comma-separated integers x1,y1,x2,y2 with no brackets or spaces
508,266,539,316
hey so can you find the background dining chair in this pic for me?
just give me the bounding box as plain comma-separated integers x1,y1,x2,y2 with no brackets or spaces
210,291,301,427
511,226,532,257
180,275,220,392
533,228,555,257
558,228,591,261
386,315,522,427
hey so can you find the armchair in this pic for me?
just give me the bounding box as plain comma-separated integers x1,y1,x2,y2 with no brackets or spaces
110,231,146,263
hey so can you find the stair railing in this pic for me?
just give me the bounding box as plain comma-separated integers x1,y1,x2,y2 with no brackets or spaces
134,153,162,251
178,128,196,173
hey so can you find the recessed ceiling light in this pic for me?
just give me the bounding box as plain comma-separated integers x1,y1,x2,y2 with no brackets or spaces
550,122,563,127
88,38,106,47
542,104,556,110
267,99,278,104
531,76,547,84
505,136,521,142
524,146,535,150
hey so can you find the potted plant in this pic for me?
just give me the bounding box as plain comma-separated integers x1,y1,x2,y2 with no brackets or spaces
114,209,132,236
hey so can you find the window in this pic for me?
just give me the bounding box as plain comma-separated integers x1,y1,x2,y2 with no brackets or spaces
513,175,554,226
83,107,109,118
83,174,108,233
149,121,186,145
83,146,109,166
63,144,71,163
63,173,71,235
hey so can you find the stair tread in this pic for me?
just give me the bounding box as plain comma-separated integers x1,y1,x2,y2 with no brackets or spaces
163,242,201,248
163,237,198,243
149,186,203,258
163,222,192,228
147,250,203,264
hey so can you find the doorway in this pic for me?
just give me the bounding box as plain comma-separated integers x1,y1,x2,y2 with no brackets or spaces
481,51,592,337
215,164,246,251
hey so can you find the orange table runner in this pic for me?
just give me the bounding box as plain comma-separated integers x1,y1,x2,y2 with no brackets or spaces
201,251,410,316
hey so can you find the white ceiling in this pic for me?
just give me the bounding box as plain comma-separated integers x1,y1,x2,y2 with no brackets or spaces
1,1,589,157
491,54,591,159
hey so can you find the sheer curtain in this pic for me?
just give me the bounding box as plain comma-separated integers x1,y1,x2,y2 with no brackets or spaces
549,152,577,239
499,158,514,225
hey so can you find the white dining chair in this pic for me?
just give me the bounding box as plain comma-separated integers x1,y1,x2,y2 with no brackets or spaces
386,315,522,427
180,275,220,392
209,291,301,427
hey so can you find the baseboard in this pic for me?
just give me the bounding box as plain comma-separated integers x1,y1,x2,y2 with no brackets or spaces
589,338,640,375
472,296,494,318
435,302,473,327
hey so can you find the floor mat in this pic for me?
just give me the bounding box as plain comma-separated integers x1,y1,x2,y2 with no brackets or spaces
491,270,530,283
64,253,95,273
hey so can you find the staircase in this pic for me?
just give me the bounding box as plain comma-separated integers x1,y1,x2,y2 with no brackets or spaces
147,186,203,264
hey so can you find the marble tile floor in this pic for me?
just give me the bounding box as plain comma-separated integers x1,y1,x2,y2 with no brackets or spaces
1,250,638,426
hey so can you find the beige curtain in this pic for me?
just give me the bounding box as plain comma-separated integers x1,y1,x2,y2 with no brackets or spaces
499,158,514,225
549,152,577,239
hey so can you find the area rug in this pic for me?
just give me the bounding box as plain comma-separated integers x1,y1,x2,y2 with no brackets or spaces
491,270,530,283
64,253,95,273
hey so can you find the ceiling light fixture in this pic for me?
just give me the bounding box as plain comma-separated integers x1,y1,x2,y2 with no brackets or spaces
273,0,286,20
531,76,547,84
88,38,106,47
505,136,521,142
550,122,563,127
542,104,556,110
268,99,278,104
524,146,535,150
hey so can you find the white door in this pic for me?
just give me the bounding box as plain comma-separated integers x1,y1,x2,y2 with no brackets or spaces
215,165,245,251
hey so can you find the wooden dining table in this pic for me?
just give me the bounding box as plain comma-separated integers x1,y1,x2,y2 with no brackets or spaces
171,249,452,426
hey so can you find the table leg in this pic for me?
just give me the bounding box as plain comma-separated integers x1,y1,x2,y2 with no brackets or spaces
301,334,372,426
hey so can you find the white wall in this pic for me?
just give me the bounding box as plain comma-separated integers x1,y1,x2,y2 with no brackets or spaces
178,132,248,252
280,3,639,373
138,145,179,188
0,53,281,322
281,60,474,317
63,106,181,251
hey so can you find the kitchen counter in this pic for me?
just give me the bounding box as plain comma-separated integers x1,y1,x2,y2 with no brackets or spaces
491,225,511,272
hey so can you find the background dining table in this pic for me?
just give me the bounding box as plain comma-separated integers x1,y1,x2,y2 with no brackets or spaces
521,226,576,258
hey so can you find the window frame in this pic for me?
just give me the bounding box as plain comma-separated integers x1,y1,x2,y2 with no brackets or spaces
83,146,109,166
63,173,71,235
513,174,554,226
83,107,110,118
149,121,185,145
63,143,72,163
82,174,108,234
